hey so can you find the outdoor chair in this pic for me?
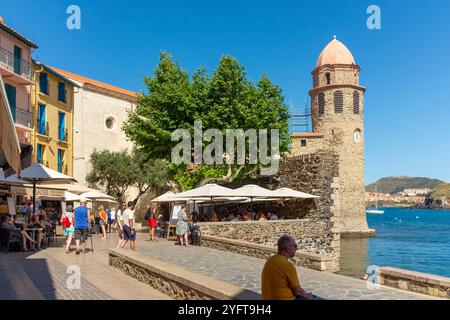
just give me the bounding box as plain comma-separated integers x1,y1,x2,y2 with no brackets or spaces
46,225,57,247
0,228,23,253
54,225,64,245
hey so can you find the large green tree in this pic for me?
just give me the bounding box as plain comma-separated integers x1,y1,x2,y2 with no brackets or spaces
123,52,290,190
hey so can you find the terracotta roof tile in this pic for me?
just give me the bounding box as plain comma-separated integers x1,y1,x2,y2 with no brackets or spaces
48,66,138,99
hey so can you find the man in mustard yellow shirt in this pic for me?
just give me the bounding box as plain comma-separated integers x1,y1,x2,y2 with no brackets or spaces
261,235,313,300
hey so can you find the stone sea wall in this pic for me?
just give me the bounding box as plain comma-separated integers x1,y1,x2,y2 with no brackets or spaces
202,152,342,272
198,219,331,255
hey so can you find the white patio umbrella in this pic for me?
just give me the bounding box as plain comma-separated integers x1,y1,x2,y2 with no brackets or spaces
232,184,280,216
271,187,319,199
171,184,241,217
172,184,238,199
6,163,77,219
65,191,91,202
79,190,116,201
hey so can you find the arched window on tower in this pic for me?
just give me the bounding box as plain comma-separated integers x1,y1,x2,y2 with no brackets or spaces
325,72,331,85
318,93,325,115
334,91,343,113
353,91,360,114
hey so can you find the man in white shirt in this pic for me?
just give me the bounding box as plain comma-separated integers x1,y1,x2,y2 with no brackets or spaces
119,201,136,251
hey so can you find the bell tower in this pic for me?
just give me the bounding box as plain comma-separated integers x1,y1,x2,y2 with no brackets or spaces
309,36,372,236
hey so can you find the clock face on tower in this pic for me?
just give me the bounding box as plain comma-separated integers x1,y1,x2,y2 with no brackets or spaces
354,130,361,143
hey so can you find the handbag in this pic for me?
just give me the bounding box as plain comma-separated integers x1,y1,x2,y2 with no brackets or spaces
61,215,71,228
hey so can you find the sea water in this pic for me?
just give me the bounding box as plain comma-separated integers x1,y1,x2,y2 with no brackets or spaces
339,207,450,278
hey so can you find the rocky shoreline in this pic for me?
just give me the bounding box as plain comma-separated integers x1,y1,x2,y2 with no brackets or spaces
410,196,450,210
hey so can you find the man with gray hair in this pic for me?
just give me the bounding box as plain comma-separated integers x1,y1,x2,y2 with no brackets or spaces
261,235,313,300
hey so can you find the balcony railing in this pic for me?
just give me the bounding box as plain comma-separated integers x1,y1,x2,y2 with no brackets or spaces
15,108,33,128
0,47,34,81
37,119,49,136
58,128,69,142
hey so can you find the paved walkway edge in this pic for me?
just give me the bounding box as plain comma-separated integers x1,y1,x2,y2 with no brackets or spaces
108,249,261,300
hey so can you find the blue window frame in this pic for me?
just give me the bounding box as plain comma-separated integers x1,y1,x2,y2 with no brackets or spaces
58,112,66,141
39,73,48,95
38,104,46,135
58,82,66,102
4,83,16,121
37,144,43,164
57,149,63,173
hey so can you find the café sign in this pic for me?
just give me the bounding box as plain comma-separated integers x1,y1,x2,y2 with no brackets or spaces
31,188,65,199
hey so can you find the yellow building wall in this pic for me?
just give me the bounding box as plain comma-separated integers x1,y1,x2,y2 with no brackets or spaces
31,66,74,176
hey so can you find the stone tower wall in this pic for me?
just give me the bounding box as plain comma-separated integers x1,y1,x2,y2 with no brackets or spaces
309,65,371,235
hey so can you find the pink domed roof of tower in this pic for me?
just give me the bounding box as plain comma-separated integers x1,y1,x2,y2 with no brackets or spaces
315,36,355,68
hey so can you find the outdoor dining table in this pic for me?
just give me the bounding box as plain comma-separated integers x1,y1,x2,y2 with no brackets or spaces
24,227,43,250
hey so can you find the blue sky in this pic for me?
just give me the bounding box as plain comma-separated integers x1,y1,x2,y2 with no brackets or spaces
3,0,450,184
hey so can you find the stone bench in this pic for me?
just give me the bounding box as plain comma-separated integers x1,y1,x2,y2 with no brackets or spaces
108,249,260,300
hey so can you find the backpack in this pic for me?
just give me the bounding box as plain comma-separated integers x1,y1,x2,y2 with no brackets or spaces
61,214,71,228
144,211,151,221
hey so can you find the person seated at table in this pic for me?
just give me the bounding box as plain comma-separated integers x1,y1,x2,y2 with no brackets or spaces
1,215,37,251
210,211,219,222
267,212,278,220
257,210,267,221
30,214,46,250
242,212,251,221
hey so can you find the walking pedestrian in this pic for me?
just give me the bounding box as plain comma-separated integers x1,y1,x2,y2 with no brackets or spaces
115,202,126,249
74,199,92,254
98,205,107,240
119,201,136,251
176,205,189,247
107,207,112,233
60,205,75,253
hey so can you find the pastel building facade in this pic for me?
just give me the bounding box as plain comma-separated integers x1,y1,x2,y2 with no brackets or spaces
48,67,137,185
0,17,37,162
31,64,78,175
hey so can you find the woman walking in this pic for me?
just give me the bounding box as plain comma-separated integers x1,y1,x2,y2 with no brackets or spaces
176,205,189,247
60,205,75,253
149,211,157,241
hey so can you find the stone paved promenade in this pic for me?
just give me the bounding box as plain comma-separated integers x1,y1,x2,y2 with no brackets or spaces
0,232,438,300
0,234,169,300
135,239,438,300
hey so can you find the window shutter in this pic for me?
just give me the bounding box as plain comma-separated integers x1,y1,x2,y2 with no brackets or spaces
334,91,343,113
40,73,48,94
353,91,360,114
318,93,325,115
58,83,65,102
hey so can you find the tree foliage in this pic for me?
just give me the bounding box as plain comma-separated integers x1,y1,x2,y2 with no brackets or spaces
86,149,169,203
123,52,290,190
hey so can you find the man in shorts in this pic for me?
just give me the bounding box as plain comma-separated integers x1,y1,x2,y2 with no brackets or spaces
74,199,92,254
119,201,136,251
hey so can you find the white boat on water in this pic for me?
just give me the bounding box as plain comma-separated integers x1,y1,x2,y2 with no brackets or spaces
366,208,384,214
366,185,384,214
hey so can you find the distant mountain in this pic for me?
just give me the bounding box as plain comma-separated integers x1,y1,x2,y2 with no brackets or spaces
365,176,445,194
